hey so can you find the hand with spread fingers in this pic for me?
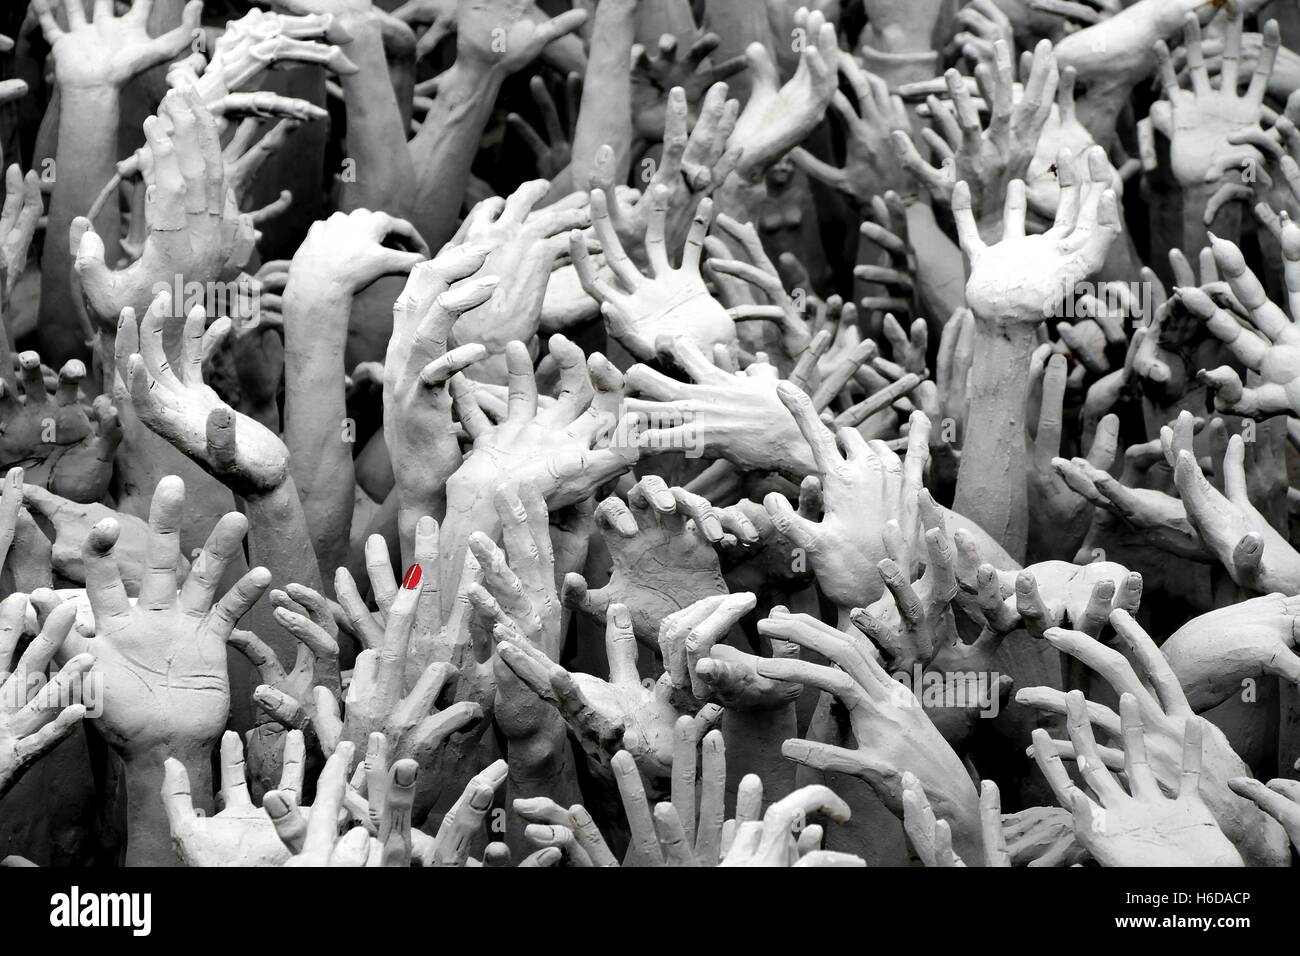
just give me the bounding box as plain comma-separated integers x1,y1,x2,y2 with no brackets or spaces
572,187,738,361
0,595,92,800
1151,12,1277,197
893,40,1059,238
745,608,984,862
1017,612,1288,867
162,730,308,867
66,476,271,866
724,9,838,185
496,600,720,784
308,555,484,783
562,476,729,649
1180,232,1300,420
0,348,121,504
1030,691,1243,867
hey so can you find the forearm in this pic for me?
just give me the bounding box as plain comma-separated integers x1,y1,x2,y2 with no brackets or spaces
534,6,587,76
40,87,122,360
634,0,695,46
568,0,635,190
338,19,416,217
906,202,967,324
721,705,796,803
121,743,213,867
438,483,499,615
1099,212,1144,287
503,722,581,859
1184,180,1241,252
856,41,941,90
283,280,355,578
702,0,773,100
243,475,324,608
953,323,1039,562
407,62,503,249
1269,46,1300,99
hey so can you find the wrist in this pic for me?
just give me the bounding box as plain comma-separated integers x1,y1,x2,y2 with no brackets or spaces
857,37,940,83
120,741,215,867
722,704,796,801
56,79,124,100
282,273,355,350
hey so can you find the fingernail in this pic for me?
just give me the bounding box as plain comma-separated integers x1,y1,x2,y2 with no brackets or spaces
402,564,422,590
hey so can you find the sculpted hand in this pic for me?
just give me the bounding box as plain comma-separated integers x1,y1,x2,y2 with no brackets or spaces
1161,594,1300,714
75,87,259,327
1151,13,1276,192
116,291,290,498
32,0,203,92
562,477,729,649
1031,691,1243,867
726,10,837,183
631,31,747,140
788,56,914,206
0,597,91,799
497,602,720,782
955,147,1121,324
1181,233,1300,420
572,188,736,361
1018,613,1287,867
162,730,306,867
22,485,188,593
71,477,271,761
0,352,120,503
751,610,983,862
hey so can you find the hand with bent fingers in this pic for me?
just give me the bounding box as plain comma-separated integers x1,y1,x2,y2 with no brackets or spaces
1031,691,1243,867
231,585,340,795
66,477,270,866
725,10,837,184
1027,352,1121,562
631,31,747,140
308,555,483,787
705,212,812,365
572,188,737,361
902,775,1011,867
162,730,307,867
589,83,743,262
0,351,121,504
384,245,495,549
749,609,984,863
1228,776,1300,851
625,337,860,482
956,147,1121,325
442,338,638,607
1017,612,1288,867
760,383,931,611
449,183,589,378
893,40,1059,237
1181,233,1300,420
265,742,374,866
0,596,91,799
788,55,915,207
562,477,730,649
116,291,290,499
1171,439,1300,595
497,601,719,783
74,87,259,329
1160,594,1300,715
720,784,861,867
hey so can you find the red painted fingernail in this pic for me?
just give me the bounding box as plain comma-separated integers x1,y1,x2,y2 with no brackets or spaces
402,564,422,590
